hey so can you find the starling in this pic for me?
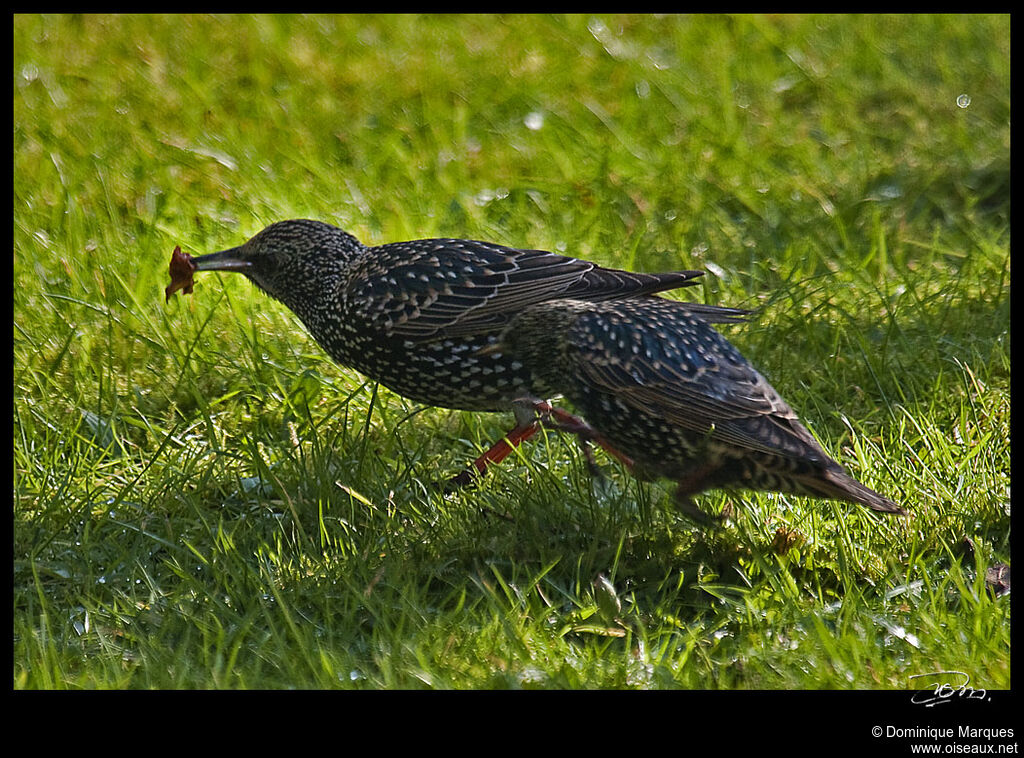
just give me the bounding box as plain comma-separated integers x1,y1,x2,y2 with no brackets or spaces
168,219,743,481
491,297,903,516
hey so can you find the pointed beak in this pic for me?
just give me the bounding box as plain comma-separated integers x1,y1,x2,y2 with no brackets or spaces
166,244,254,302
189,246,253,272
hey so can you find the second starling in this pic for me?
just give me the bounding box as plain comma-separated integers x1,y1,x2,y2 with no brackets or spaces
491,297,903,516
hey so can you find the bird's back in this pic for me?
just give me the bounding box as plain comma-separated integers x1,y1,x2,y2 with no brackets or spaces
301,238,716,410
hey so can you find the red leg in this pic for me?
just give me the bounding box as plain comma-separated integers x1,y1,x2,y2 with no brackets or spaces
446,420,540,490
445,398,636,491
672,460,725,525
520,399,635,470
469,421,540,472
543,404,635,469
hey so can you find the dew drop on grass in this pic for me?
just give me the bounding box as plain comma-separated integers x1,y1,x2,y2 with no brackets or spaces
20,63,39,83
516,666,547,686
956,93,971,108
524,111,545,131
704,261,726,279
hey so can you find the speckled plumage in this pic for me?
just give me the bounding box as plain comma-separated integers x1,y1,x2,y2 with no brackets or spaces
494,298,902,514
185,219,740,414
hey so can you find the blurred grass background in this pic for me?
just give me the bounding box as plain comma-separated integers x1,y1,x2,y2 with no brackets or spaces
14,14,1009,690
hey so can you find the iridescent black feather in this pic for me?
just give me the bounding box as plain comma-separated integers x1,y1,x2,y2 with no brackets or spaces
494,298,902,514
186,219,741,411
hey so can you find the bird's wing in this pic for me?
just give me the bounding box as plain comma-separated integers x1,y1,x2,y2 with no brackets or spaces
348,239,704,339
569,302,830,462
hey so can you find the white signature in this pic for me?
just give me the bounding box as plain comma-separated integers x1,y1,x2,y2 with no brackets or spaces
909,670,988,707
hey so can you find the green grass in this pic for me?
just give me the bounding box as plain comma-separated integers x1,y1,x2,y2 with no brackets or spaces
14,13,1009,690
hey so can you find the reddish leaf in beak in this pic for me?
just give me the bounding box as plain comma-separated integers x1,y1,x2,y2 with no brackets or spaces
165,246,197,302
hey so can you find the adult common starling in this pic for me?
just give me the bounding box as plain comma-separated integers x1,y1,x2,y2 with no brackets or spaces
168,219,744,480
490,297,903,516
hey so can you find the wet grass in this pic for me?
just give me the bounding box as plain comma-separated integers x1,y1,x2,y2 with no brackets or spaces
13,14,1009,691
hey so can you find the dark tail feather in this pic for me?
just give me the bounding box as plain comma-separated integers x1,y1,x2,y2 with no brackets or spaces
575,268,705,300
803,468,905,514
633,270,706,296
577,269,753,323
677,302,752,324
593,269,756,324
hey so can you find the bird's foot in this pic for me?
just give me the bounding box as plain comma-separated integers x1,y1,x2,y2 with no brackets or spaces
672,464,726,527
673,490,722,527
443,398,634,492
443,418,541,492
510,397,635,475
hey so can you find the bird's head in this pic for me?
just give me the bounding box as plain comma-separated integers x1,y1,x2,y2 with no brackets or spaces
189,219,364,308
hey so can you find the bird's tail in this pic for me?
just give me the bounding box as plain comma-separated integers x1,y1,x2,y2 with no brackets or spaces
801,467,905,514
676,301,752,324
578,269,753,323
579,268,705,300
